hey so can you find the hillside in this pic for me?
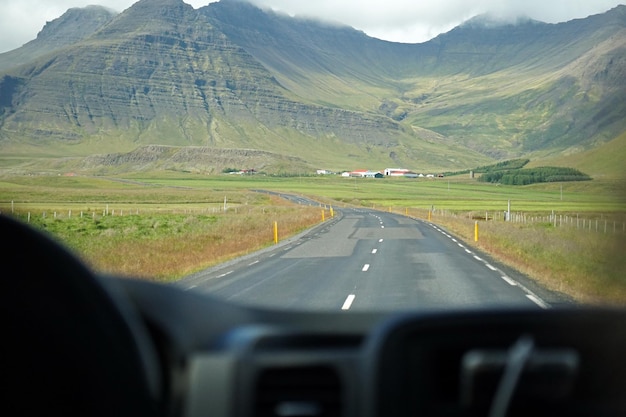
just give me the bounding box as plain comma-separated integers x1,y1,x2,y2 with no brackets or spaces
528,131,626,179
0,0,625,174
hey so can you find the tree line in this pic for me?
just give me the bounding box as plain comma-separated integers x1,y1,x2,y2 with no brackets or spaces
443,158,530,176
478,166,592,185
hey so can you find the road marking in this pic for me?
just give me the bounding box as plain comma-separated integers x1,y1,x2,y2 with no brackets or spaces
372,249,378,254
473,255,483,261
217,271,234,278
249,260,259,266
362,264,370,271
526,294,550,309
341,294,356,310
485,263,498,271
457,243,465,248
381,226,385,228
451,238,457,242
501,276,517,286
379,239,384,242
465,249,472,254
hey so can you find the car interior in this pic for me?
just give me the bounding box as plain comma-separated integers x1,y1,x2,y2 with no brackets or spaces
3,213,626,417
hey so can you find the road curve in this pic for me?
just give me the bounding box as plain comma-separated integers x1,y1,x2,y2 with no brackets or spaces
179,207,570,312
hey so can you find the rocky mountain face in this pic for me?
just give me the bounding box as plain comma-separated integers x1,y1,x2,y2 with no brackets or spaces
0,0,624,171
0,6,116,72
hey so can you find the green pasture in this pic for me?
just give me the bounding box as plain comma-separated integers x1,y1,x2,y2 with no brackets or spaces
1,173,624,217
122,172,625,214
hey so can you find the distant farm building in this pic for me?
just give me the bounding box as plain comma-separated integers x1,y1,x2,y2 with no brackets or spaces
384,168,418,178
343,169,383,178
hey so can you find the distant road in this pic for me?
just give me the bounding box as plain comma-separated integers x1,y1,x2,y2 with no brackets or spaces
179,204,570,311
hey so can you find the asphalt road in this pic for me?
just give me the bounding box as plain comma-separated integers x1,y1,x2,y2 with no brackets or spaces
179,206,570,312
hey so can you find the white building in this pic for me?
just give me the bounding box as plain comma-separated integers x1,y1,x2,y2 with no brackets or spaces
384,168,410,176
384,168,419,178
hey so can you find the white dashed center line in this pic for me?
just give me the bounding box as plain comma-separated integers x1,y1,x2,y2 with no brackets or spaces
341,294,356,310
362,264,370,272
372,249,378,254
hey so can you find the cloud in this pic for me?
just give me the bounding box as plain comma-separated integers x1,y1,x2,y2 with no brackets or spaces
0,0,218,53
0,0,622,53
247,0,624,43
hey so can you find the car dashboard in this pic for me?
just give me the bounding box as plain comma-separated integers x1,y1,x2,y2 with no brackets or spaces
122,278,626,417
3,214,626,417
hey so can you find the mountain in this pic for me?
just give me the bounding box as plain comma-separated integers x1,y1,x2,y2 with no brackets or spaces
0,0,625,173
0,5,116,72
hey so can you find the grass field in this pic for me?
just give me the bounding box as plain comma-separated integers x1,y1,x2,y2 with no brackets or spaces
117,172,626,217
1,172,625,303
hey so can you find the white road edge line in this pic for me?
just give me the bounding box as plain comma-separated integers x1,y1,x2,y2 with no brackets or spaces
249,260,259,266
526,294,550,309
362,264,370,272
473,255,483,261
341,294,356,310
485,263,498,271
501,276,517,286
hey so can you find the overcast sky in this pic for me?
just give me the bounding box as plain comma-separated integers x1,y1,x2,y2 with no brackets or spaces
0,0,623,53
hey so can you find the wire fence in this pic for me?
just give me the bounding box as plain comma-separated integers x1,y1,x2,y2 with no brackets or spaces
386,206,626,235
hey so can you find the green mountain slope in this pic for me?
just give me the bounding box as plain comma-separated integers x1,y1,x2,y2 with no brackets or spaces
404,10,626,156
0,0,624,174
528,131,626,179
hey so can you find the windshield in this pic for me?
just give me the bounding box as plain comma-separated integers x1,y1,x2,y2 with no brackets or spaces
0,0,624,312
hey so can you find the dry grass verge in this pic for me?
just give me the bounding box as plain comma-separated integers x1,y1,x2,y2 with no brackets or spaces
14,195,326,281
422,212,626,305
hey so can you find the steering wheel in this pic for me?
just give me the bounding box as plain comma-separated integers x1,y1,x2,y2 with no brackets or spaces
1,215,161,417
